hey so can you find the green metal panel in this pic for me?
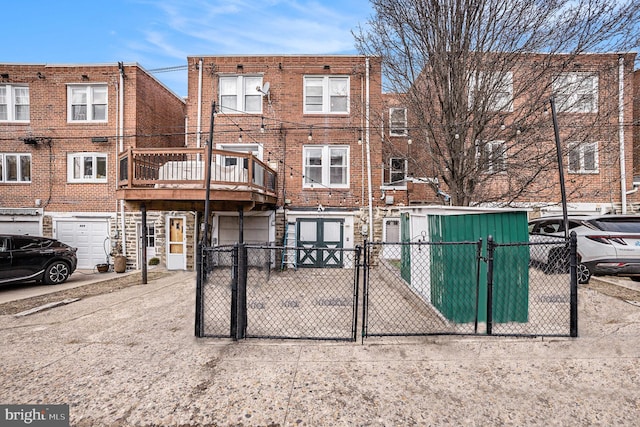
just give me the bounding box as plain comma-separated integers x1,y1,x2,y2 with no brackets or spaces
427,210,529,324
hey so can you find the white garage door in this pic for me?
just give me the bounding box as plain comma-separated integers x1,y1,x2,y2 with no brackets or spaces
218,216,269,245
0,219,40,235
57,220,109,269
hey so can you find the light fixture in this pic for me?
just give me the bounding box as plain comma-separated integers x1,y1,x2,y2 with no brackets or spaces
500,123,506,130
407,138,412,145
81,74,89,81
290,168,293,179
454,133,460,140
237,64,243,70
37,72,45,79
238,129,243,143
323,65,330,70
260,117,265,133
91,136,108,143
308,127,313,141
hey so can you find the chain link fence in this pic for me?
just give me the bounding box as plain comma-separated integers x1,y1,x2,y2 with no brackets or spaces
196,235,577,340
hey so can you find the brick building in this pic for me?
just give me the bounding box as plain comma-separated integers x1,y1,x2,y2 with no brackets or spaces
383,52,638,216
0,63,185,269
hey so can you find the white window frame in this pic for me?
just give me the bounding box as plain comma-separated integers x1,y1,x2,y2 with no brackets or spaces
476,140,507,174
388,157,408,184
0,85,30,122
304,76,350,114
0,153,31,183
67,84,108,122
67,152,108,183
468,72,513,112
553,73,598,113
389,108,408,136
218,75,263,114
303,145,350,188
568,142,598,174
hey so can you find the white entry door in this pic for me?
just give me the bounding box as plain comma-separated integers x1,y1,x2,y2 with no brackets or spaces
166,216,186,270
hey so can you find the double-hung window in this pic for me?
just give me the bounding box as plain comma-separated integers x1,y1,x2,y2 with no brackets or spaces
67,153,108,183
568,142,598,173
0,85,30,122
0,153,31,182
468,72,513,112
303,145,349,188
304,76,349,114
554,73,598,113
388,157,407,183
476,140,506,173
389,108,408,136
68,85,107,122
219,75,263,114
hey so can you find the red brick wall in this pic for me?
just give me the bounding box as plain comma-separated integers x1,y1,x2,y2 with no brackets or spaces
185,55,384,210
0,63,185,213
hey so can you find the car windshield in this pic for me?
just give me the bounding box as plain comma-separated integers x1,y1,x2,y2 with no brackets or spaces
588,217,640,233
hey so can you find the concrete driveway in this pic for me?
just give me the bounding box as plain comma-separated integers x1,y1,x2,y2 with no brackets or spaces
1,271,640,426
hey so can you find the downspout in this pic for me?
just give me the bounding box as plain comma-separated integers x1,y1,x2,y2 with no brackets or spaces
197,58,203,148
118,62,127,257
618,56,627,214
365,57,374,238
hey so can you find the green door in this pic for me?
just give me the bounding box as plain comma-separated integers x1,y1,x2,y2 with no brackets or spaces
297,218,344,268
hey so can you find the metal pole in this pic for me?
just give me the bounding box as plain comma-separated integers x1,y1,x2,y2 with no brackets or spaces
141,204,147,285
474,238,483,334
202,101,215,246
569,231,579,337
486,235,494,335
550,97,569,238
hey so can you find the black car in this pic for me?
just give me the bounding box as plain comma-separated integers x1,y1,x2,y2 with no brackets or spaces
0,235,78,286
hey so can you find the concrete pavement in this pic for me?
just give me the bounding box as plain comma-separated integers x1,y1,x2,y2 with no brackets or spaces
1,271,639,426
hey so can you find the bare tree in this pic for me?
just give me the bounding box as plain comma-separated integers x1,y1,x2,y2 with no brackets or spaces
355,0,640,206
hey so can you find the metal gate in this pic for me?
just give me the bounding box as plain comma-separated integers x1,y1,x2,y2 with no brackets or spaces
196,244,361,340
196,234,578,341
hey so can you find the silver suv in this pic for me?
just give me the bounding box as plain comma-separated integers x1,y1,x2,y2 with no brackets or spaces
529,215,640,284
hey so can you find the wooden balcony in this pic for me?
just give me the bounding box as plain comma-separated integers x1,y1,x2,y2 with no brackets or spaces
116,147,278,211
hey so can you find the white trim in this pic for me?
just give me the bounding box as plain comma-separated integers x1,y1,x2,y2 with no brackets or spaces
67,152,108,183
303,75,350,114
0,84,30,122
67,83,108,122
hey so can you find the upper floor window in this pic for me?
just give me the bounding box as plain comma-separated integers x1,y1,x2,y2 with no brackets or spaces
304,76,349,114
0,85,30,122
0,153,31,183
469,72,513,112
389,108,408,136
68,84,107,122
554,73,598,113
476,140,506,173
568,142,598,174
219,75,263,114
67,153,107,183
303,145,349,188
388,157,407,184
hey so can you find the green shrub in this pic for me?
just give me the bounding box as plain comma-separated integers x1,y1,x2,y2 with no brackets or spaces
148,257,160,266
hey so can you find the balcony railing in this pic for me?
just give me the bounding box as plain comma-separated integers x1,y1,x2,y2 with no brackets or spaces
117,147,277,204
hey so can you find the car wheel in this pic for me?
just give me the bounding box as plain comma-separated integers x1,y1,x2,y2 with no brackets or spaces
577,263,591,284
44,261,70,285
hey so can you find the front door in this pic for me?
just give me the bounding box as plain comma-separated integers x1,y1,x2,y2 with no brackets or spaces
166,216,186,270
297,218,344,268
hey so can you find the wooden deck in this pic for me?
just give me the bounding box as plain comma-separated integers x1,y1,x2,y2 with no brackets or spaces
116,147,278,211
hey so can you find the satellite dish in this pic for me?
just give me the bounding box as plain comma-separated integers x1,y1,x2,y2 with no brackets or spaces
257,81,270,95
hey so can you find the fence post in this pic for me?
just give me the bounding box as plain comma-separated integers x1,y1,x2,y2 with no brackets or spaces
195,242,203,337
486,235,494,335
236,243,248,340
569,231,578,337
353,245,362,342
474,238,483,334
361,240,369,342
230,244,239,339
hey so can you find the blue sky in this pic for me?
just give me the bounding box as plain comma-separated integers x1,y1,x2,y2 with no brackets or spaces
2,0,373,97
